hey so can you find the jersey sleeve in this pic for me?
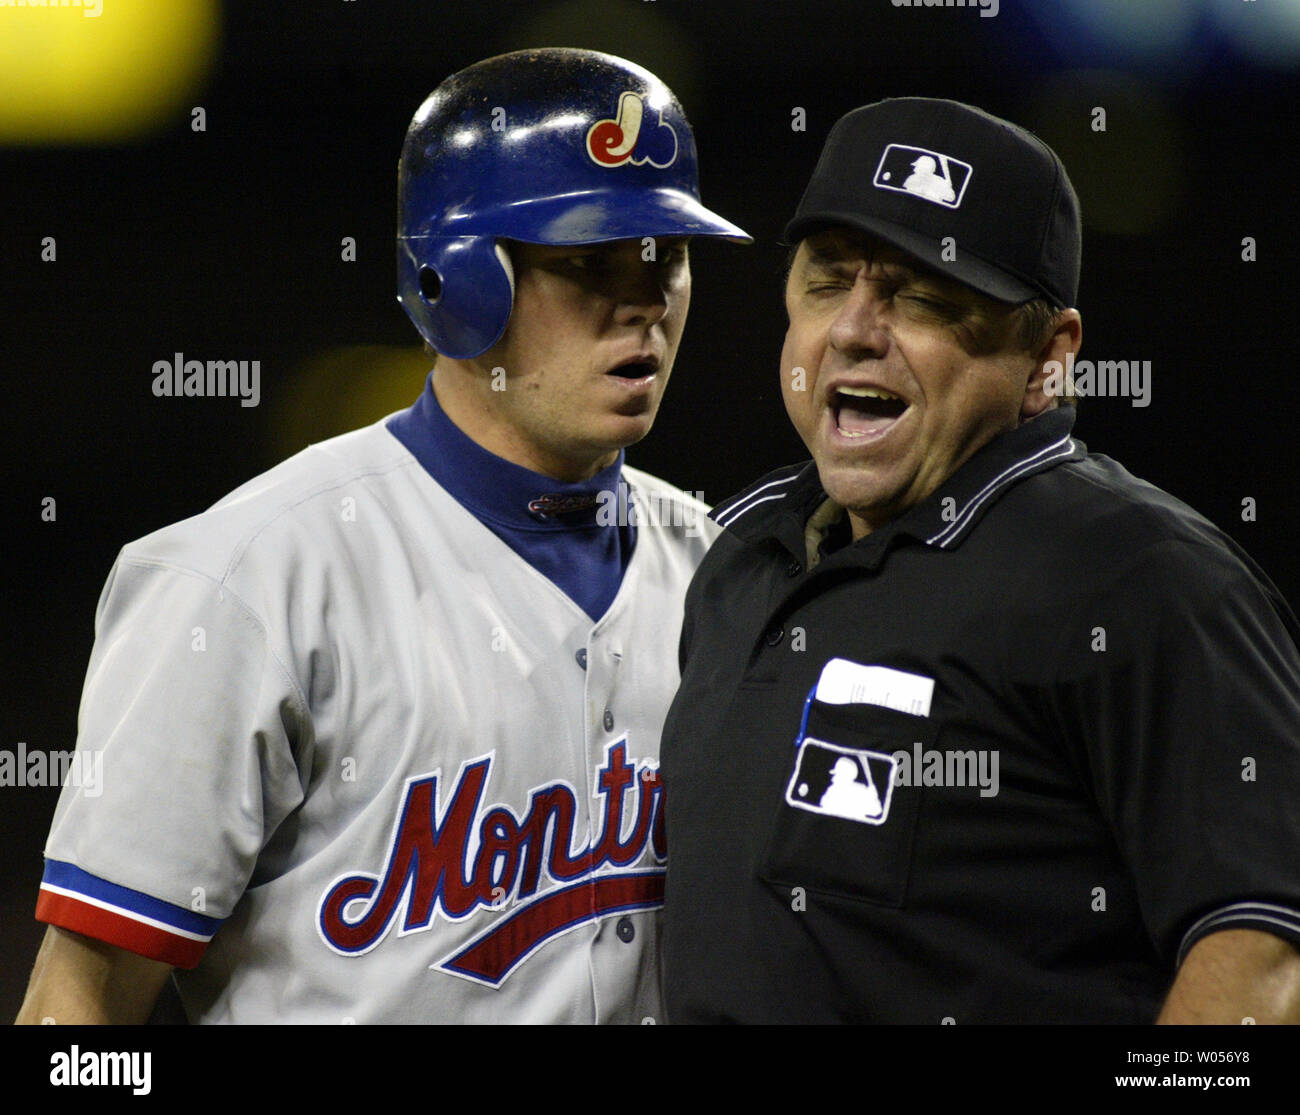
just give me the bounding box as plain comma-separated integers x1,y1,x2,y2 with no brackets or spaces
37,555,309,968
1048,536,1300,968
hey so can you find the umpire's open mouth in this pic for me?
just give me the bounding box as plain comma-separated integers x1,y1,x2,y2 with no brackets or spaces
832,386,908,440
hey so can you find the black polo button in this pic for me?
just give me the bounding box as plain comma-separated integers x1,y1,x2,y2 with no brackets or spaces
603,708,615,731
786,559,803,577
764,625,785,646
616,917,635,943
575,647,588,670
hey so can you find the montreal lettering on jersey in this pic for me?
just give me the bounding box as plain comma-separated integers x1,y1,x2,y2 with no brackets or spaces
317,739,665,986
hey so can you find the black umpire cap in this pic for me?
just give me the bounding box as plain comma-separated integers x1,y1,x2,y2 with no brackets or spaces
784,97,1082,308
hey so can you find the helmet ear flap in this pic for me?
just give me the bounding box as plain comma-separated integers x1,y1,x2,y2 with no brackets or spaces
397,235,515,360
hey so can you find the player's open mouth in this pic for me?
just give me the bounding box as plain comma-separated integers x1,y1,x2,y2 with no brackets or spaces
832,386,908,440
606,359,659,380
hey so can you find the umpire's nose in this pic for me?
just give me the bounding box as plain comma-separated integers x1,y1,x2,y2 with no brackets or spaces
828,274,890,362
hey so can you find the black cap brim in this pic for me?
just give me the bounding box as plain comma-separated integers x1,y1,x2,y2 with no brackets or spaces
783,211,1049,306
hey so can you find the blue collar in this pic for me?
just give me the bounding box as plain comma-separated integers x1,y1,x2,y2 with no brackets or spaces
385,373,636,622
387,373,628,532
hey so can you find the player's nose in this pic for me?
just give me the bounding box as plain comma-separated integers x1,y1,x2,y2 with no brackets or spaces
612,250,682,327
613,272,672,327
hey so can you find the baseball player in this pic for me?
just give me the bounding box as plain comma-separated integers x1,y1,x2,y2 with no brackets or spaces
17,48,748,1024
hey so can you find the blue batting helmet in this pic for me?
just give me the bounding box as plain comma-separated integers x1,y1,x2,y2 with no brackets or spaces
397,48,751,359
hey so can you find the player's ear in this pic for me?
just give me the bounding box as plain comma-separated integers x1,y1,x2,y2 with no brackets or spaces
1022,308,1081,421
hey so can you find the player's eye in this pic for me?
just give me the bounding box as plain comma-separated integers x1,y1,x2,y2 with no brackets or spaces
641,240,688,271
566,252,607,272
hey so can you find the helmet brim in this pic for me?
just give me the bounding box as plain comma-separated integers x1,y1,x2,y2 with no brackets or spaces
437,188,752,245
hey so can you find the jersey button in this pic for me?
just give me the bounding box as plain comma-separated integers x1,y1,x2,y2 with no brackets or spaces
764,625,785,647
575,647,588,670
616,916,635,943
786,559,803,577
603,708,615,732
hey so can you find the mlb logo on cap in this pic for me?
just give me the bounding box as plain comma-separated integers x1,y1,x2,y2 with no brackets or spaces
873,143,972,209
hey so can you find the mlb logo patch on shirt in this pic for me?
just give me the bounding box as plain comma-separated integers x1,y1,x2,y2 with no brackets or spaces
785,738,899,826
873,143,972,209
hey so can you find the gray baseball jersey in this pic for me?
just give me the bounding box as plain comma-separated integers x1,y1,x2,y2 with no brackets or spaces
37,413,718,1023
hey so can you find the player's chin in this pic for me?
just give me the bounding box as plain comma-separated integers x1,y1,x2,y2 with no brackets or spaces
604,393,662,432
597,410,658,449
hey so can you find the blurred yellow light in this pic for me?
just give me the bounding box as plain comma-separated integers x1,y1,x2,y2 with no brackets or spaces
0,0,220,144
271,347,434,460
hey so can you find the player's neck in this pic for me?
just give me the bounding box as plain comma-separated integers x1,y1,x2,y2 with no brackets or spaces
430,367,617,483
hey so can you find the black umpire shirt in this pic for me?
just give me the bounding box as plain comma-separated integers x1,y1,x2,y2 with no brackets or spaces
660,406,1300,1023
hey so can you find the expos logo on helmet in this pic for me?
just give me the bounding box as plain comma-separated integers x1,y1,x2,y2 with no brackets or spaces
586,91,679,169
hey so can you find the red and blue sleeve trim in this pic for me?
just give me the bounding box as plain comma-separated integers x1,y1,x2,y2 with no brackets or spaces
36,859,224,969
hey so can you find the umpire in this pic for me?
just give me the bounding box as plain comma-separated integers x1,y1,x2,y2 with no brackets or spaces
659,98,1300,1023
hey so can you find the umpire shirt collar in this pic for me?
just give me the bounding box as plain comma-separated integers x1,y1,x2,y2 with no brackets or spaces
714,406,1083,564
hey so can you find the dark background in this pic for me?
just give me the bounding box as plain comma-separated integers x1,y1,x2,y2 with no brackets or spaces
3,0,1298,1020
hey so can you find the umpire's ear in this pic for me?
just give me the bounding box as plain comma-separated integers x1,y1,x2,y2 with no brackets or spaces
1022,309,1082,422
